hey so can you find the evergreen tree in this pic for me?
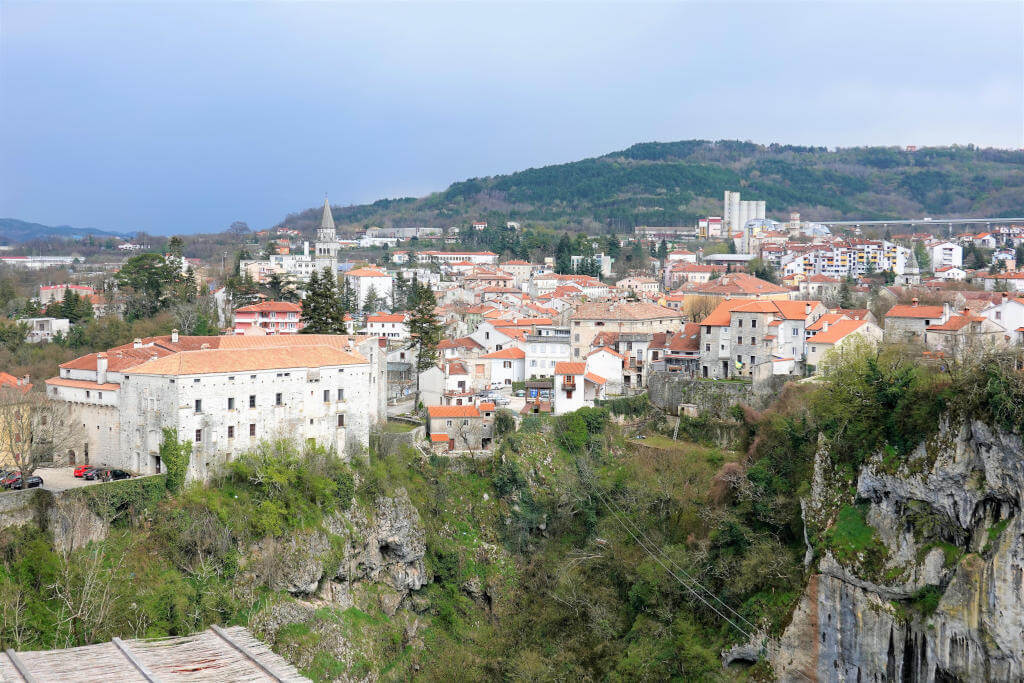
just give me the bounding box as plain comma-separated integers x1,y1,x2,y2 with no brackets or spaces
407,281,442,406
362,286,381,314
838,281,854,309
657,239,669,261
555,234,573,275
302,268,347,333
605,235,621,260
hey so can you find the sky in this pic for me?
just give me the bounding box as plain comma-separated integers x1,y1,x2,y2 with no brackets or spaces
1,1,1022,235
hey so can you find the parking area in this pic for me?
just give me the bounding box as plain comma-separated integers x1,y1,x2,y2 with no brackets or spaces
32,467,101,492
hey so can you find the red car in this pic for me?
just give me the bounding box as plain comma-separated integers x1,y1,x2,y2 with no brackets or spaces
0,472,21,488
73,465,92,478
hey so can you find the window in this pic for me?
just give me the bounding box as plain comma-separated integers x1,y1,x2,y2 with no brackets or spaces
751,319,757,328
193,378,200,384
195,399,202,413
705,344,711,352
323,389,330,402
228,376,234,381
737,319,743,328
751,337,757,345
737,337,742,345
86,390,91,398
250,375,256,379
573,334,580,342
195,429,202,442
337,414,345,427
249,395,256,408
275,393,282,406
737,355,742,362
446,419,453,427
812,346,817,353
228,397,235,410
337,388,344,400
228,425,235,439
249,423,256,437
503,361,512,369
750,356,756,365
566,390,573,398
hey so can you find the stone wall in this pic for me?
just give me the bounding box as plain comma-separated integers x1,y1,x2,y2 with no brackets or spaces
648,371,788,416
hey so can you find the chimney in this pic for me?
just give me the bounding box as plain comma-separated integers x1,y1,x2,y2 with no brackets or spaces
943,302,951,320
911,298,919,307
823,320,830,332
171,328,179,343
1002,291,1009,303
804,302,811,316
133,338,142,348
96,353,108,385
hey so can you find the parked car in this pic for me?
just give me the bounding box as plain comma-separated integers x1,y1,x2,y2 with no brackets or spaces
514,390,525,397
82,467,102,480
2,474,41,489
105,469,131,481
494,396,511,406
0,472,22,489
73,464,92,478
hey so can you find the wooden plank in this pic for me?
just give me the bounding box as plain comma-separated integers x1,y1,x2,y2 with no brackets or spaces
112,637,159,682
210,624,284,682
4,649,38,683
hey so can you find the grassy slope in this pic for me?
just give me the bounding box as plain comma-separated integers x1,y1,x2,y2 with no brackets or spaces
278,140,1024,232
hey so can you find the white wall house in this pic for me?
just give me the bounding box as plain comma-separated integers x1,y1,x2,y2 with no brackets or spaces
365,313,409,340
479,347,526,386
345,266,394,309
45,334,387,480
552,361,607,415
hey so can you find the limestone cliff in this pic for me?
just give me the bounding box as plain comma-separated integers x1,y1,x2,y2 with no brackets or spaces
774,419,1023,682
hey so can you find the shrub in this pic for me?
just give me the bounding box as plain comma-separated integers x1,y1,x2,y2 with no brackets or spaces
555,413,588,453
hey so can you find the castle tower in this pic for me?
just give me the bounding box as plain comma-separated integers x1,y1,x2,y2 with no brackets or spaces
315,196,338,268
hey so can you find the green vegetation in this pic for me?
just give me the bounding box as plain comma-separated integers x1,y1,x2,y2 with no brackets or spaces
280,141,1024,237
823,505,889,575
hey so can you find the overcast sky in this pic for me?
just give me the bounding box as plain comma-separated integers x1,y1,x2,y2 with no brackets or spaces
1,1,1022,235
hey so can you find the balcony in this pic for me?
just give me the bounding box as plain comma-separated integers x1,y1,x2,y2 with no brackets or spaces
561,378,577,391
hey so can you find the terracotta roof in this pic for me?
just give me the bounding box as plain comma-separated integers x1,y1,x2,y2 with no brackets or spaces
367,313,407,323
588,346,626,360
438,337,484,351
430,433,450,442
806,319,869,344
44,377,120,391
446,361,468,375
571,301,683,321
0,372,32,393
346,267,390,277
554,362,586,375
427,405,481,418
584,372,607,385
675,273,789,296
926,313,984,331
129,345,366,376
480,347,526,360
235,301,301,313
699,299,821,327
806,313,848,332
886,304,945,319
477,402,496,411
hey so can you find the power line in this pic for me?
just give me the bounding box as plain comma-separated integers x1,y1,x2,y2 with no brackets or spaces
598,487,759,633
588,484,754,639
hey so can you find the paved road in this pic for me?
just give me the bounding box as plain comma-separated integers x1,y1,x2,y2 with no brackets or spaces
34,467,102,492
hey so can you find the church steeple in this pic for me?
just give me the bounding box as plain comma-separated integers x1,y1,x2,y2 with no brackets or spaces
320,196,335,232
315,195,338,263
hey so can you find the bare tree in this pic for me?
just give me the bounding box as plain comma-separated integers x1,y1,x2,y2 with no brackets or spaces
0,387,83,486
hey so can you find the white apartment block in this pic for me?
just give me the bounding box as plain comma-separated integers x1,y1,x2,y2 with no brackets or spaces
781,241,912,280
927,241,963,270
365,313,409,340
345,266,394,309
524,327,571,379
45,334,387,480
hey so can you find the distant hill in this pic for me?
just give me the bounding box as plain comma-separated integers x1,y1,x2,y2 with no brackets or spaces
0,218,132,244
279,140,1024,234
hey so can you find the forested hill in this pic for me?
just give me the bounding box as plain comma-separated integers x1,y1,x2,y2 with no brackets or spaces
280,140,1024,234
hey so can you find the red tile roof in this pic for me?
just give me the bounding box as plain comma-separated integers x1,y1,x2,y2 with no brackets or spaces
427,405,481,418
235,301,302,313
886,304,945,319
480,347,526,360
554,362,586,375
806,319,869,344
584,372,607,385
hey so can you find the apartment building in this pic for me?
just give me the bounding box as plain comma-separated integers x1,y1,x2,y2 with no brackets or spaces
233,301,304,335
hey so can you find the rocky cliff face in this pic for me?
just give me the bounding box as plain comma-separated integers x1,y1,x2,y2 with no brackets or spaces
244,487,427,612
774,420,1023,682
